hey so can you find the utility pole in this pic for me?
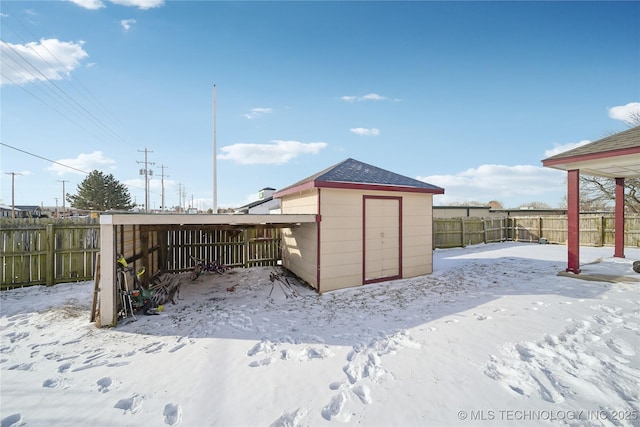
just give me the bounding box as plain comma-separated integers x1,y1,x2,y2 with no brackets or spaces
213,84,217,214
137,148,154,212
157,164,169,212
57,180,68,217
5,172,22,218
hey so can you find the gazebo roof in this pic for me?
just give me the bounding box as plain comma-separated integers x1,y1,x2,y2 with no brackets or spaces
542,126,640,178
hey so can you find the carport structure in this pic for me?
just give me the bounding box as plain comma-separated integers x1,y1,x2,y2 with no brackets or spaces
542,125,640,273
97,213,317,327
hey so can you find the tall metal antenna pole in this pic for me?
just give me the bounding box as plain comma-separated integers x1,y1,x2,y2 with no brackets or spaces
213,84,217,214
158,164,169,212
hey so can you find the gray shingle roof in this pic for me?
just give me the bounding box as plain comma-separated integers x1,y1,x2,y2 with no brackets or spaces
276,158,444,195
543,126,640,162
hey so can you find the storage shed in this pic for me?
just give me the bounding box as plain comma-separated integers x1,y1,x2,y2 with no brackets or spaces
274,158,445,293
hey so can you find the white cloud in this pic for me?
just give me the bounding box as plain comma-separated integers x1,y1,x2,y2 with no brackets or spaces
46,151,116,176
418,164,566,208
68,0,105,9
218,140,328,165
109,0,164,9
350,127,380,136
544,140,591,158
0,38,88,85
608,102,640,124
120,19,136,31
244,107,273,119
340,93,388,102
70,0,164,9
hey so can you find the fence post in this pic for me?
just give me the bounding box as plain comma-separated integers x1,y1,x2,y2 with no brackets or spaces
483,218,488,244
461,218,466,247
538,216,542,241
243,229,249,268
46,223,55,286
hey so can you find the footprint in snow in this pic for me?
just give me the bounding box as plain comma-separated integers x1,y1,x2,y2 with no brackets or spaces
270,408,308,427
249,357,276,367
58,362,72,373
114,393,143,414
163,403,182,426
42,378,67,389
1,413,23,427
97,377,112,393
321,392,351,422
352,384,372,404
168,343,188,353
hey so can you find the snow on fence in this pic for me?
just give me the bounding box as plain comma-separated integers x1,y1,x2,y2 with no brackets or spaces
2,215,639,289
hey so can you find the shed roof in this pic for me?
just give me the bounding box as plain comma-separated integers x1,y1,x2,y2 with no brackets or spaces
274,158,444,197
542,126,640,178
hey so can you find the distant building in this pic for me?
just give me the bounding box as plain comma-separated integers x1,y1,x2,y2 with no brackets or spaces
2,205,46,218
234,187,281,214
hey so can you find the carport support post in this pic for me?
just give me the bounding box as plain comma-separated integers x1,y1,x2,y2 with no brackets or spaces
98,216,117,327
566,169,580,274
614,177,625,258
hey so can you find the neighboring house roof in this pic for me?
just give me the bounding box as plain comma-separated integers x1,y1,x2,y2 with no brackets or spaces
275,158,445,198
0,204,22,211
235,196,274,213
542,126,640,178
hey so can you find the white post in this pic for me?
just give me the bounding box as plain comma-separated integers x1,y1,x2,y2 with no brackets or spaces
213,84,217,214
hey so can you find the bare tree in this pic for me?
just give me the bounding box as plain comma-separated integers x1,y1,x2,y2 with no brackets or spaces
579,118,640,213
578,177,640,213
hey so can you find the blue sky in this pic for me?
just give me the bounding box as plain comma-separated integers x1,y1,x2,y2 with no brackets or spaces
1,0,639,212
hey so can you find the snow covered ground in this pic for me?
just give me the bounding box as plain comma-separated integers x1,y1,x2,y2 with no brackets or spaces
1,242,639,427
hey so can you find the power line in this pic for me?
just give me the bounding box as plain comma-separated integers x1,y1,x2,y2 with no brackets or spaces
1,5,131,149
0,142,149,194
0,142,90,174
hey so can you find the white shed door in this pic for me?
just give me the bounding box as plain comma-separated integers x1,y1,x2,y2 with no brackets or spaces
364,197,401,283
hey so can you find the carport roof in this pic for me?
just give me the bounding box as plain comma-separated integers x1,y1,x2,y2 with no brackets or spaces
100,213,318,227
275,158,445,197
542,126,640,178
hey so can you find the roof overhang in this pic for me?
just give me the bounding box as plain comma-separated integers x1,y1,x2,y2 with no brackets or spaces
542,147,640,179
100,213,319,228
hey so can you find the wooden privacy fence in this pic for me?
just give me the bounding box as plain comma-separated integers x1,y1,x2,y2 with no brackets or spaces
1,218,100,290
3,215,640,289
433,215,640,248
1,219,283,289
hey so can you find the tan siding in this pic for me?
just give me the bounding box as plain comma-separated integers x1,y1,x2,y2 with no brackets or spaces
402,193,433,276
319,189,363,290
280,190,318,214
280,190,319,288
280,187,435,293
281,223,318,289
